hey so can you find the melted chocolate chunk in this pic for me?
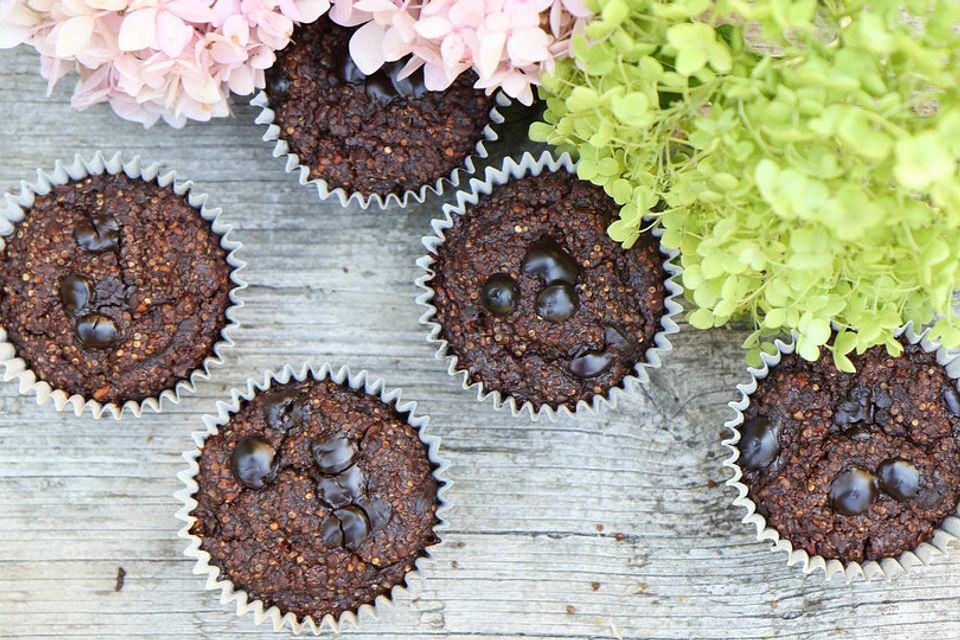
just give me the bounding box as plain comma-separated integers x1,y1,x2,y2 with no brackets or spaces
336,465,365,496
834,384,873,426
569,350,615,378
337,51,428,104
357,496,393,533
231,436,277,490
312,434,358,475
74,214,119,253
522,237,580,285
75,313,117,350
568,325,641,378
944,385,960,418
737,417,779,469
829,468,878,516
60,273,94,315
336,505,371,549
480,273,519,315
878,458,921,502
319,514,344,549
845,426,874,441
873,388,892,410
535,283,578,322
604,325,639,359
262,390,305,431
319,476,353,509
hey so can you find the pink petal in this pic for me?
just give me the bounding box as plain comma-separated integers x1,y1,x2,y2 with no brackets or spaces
210,38,247,64
156,11,193,58
506,27,550,64
391,9,417,41
227,64,255,94
248,46,276,69
415,15,451,39
329,1,372,27
423,61,455,91
449,1,483,27
182,73,222,104
54,15,95,57
109,94,164,128
210,0,241,27
562,0,592,18
348,20,387,74
507,9,541,30
256,11,294,40
118,8,157,52
499,69,533,104
440,32,466,64
0,23,31,48
222,14,249,44
166,0,216,23
396,55,424,79
382,25,413,61
476,28,505,79
354,0,398,12
278,0,330,23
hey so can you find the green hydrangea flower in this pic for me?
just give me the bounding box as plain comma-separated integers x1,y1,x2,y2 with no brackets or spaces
531,0,960,369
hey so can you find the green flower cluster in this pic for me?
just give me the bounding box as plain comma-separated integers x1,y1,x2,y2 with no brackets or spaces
530,0,960,369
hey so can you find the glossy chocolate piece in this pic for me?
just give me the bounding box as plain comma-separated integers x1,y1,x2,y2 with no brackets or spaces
878,458,921,502
337,51,428,104
535,283,577,322
829,468,878,516
318,476,353,509
569,350,615,378
604,325,639,358
834,385,873,426
480,273,519,315
312,434,358,475
521,237,580,285
231,436,278,490
262,390,306,431
75,312,118,350
336,505,371,549
319,514,344,549
60,273,95,315
737,417,779,469
844,426,874,441
74,213,119,253
336,465,365,497
357,496,393,533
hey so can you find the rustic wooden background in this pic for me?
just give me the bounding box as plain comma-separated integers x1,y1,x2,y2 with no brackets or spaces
1,45,959,640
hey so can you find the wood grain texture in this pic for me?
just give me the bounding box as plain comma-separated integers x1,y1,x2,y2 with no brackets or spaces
1,45,959,640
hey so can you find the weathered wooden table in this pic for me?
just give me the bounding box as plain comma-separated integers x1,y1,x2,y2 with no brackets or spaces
2,46,959,640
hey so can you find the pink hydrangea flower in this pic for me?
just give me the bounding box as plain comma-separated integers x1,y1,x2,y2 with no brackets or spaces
0,0,330,127
330,0,592,105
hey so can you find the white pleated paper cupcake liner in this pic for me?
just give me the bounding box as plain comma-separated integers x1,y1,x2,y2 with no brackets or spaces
415,150,684,421
723,321,960,581
0,151,246,419
251,89,508,210
174,362,450,634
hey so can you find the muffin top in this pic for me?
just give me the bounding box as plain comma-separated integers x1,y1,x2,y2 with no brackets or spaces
265,17,495,198
189,377,440,621
738,341,960,562
427,170,668,409
0,173,233,404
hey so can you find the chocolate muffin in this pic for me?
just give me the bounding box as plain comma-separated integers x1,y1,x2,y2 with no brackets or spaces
0,173,233,405
189,377,440,621
265,17,495,198
737,341,960,563
426,170,669,410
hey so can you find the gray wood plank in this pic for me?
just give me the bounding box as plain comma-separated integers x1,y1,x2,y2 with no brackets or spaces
1,44,959,640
